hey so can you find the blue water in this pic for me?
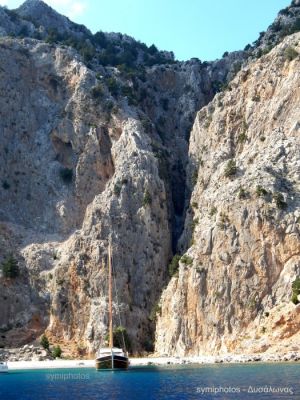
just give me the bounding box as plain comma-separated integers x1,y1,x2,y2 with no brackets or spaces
0,363,299,400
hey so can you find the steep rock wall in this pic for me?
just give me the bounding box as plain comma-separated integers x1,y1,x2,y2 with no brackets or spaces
156,33,300,356
0,38,171,353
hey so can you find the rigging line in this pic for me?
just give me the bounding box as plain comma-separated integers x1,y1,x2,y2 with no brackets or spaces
102,257,108,347
111,246,127,352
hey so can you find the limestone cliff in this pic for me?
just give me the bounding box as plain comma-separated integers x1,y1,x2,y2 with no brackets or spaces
0,37,173,353
156,32,300,356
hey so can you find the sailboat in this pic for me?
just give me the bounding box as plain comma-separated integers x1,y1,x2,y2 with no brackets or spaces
95,241,129,370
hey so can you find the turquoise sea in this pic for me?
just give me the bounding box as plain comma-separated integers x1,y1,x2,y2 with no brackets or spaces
0,363,299,400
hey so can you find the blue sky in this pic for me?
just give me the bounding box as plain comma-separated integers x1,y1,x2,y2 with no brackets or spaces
0,0,292,60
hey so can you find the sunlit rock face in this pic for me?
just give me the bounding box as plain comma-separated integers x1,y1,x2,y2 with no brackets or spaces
156,33,300,357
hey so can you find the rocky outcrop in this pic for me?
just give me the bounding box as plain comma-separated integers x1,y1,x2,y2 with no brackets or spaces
156,32,300,356
0,345,52,362
254,0,300,52
16,0,90,38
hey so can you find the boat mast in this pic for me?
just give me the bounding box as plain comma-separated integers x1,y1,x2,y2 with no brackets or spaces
108,240,113,349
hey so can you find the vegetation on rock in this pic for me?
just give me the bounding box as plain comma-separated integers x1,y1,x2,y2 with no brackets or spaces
168,254,181,277
40,335,50,350
52,345,62,358
291,278,300,305
224,159,237,177
1,255,19,279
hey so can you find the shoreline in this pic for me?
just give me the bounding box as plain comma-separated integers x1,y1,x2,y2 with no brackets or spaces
6,352,300,370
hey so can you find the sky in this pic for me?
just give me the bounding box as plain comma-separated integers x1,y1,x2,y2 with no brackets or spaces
0,0,292,61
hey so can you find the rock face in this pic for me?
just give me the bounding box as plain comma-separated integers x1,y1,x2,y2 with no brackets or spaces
0,1,245,355
0,0,300,357
255,0,300,51
0,345,52,362
155,32,300,356
0,37,173,353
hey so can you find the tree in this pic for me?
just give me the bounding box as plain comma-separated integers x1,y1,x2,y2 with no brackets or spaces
40,334,50,350
52,345,62,358
1,255,19,278
105,326,131,352
142,190,152,206
148,44,158,55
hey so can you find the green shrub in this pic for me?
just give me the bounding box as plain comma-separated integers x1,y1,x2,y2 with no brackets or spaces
106,77,119,96
1,255,19,278
168,254,181,277
238,132,247,143
291,293,299,305
238,187,248,199
209,206,217,216
191,170,198,185
80,46,95,62
181,255,193,265
91,84,104,99
233,61,242,74
284,47,298,61
273,192,287,209
121,85,137,105
292,278,300,304
59,167,73,184
224,159,237,177
52,345,62,358
93,31,108,48
114,183,121,197
291,278,300,305
149,303,162,321
105,326,131,352
292,278,300,293
143,190,152,206
256,185,268,197
218,212,229,230
40,334,50,350
104,100,114,113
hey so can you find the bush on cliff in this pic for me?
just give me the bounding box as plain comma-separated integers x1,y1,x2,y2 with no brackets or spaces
224,159,237,177
291,278,300,305
40,334,50,350
1,255,19,279
168,254,181,277
52,345,62,358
